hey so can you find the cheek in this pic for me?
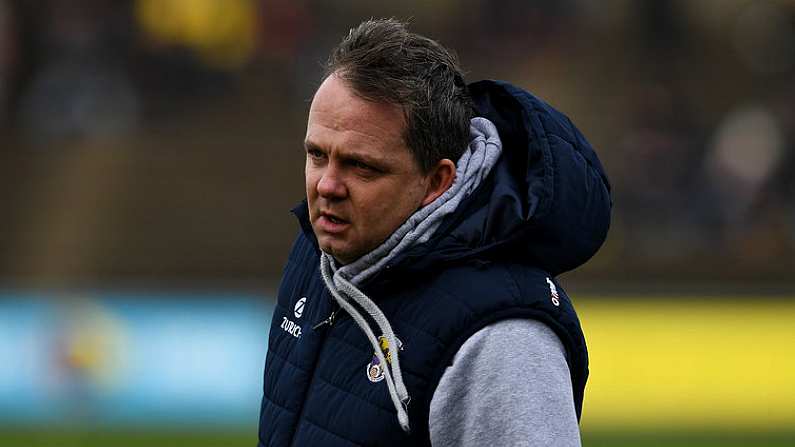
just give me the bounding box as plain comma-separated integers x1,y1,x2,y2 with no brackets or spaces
359,183,424,231
305,166,319,197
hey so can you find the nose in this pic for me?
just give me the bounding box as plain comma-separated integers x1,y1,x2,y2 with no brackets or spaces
316,164,347,199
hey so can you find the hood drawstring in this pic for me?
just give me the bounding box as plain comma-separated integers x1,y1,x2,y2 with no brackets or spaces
317,117,502,433
321,255,412,432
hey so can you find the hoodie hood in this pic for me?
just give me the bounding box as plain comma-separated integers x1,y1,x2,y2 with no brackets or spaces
295,80,611,279
392,80,612,277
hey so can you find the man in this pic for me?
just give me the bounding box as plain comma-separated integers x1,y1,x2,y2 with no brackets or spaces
259,19,611,447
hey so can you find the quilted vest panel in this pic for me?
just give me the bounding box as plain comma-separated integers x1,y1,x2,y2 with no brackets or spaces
258,233,588,447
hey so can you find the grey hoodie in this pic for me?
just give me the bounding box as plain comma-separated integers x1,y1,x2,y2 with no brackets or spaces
319,117,581,446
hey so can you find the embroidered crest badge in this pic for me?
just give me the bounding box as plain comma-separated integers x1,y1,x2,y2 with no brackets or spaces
366,335,403,383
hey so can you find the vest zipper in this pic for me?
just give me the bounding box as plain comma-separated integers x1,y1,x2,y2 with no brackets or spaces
289,295,335,447
312,309,338,330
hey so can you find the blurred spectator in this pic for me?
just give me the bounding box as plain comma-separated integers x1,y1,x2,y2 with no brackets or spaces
15,0,140,141
20,61,140,141
256,0,311,61
759,83,795,251
616,81,708,256
704,105,785,234
732,0,795,76
0,0,16,127
135,0,258,71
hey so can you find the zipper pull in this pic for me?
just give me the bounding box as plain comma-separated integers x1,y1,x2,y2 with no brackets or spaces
312,310,337,331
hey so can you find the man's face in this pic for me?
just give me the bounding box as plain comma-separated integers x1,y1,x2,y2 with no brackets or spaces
304,75,433,264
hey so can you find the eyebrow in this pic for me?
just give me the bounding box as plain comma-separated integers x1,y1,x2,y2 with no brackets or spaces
303,140,322,152
304,140,389,168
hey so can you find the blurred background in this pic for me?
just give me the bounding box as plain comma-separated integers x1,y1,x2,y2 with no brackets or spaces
1,0,793,446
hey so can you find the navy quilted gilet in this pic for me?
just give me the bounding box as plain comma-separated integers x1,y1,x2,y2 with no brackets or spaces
257,231,589,447
258,79,610,446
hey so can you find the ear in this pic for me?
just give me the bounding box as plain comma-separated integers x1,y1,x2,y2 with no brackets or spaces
421,159,456,206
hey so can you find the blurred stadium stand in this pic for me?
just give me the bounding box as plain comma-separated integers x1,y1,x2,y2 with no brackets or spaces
1,0,794,446
1,0,793,287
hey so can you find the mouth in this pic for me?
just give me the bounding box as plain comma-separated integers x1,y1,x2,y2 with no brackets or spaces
320,211,348,224
323,213,347,224
316,211,350,234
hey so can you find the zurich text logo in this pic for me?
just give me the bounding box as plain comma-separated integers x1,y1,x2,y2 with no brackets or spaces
280,317,302,338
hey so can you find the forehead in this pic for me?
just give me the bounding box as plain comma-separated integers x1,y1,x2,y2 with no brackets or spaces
306,75,410,159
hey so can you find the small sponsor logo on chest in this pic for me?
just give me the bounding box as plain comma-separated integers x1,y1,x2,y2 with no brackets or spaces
294,297,306,318
280,296,308,338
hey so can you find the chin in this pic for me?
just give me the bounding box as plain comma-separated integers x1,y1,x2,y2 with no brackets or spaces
317,239,349,262
325,245,361,265
330,250,356,265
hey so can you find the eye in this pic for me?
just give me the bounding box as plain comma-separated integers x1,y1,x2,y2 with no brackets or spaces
352,160,373,171
349,159,384,175
306,148,326,160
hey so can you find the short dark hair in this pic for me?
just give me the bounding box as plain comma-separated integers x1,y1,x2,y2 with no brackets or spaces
325,18,474,173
